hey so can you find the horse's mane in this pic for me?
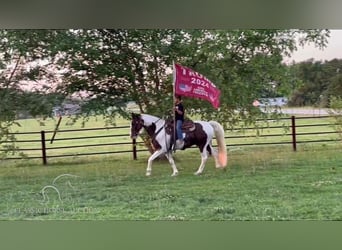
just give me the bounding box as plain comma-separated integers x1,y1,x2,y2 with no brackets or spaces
141,114,160,120
140,114,165,126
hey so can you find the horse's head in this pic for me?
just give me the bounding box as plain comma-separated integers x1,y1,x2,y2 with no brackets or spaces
130,113,144,139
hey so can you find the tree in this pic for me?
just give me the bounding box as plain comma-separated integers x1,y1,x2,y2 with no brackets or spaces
0,30,65,157
52,29,330,124
0,29,330,156
288,58,342,107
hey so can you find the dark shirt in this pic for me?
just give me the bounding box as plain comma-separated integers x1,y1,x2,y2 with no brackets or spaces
175,102,184,121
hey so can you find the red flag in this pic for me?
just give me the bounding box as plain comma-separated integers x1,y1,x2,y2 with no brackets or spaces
173,63,221,109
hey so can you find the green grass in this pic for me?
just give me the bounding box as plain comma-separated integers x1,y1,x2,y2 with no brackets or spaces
0,143,341,220
1,114,341,220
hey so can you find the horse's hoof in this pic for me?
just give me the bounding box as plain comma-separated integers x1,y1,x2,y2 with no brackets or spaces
146,172,151,177
194,171,202,176
171,172,179,177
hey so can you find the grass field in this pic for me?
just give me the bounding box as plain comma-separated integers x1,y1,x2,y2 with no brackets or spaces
0,113,341,220
0,142,341,220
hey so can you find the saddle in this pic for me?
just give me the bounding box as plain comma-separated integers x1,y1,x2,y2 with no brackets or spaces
164,119,196,134
181,120,196,132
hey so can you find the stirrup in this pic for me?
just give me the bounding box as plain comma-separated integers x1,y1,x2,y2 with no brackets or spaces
175,140,184,150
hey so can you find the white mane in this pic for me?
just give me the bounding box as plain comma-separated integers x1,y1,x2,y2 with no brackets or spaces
141,114,163,126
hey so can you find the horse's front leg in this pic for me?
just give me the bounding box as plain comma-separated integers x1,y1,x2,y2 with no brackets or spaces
146,150,165,176
165,152,178,177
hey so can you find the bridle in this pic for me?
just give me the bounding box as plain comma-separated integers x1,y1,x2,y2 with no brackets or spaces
148,118,172,152
133,115,172,152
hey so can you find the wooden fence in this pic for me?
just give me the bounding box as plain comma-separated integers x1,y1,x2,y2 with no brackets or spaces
1,115,340,165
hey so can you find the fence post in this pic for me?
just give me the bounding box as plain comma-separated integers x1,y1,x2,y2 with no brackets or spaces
291,116,297,151
41,130,47,165
132,138,137,160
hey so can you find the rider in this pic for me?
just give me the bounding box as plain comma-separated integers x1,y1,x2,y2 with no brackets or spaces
174,95,185,149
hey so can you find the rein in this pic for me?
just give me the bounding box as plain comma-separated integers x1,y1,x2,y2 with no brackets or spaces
152,118,165,138
151,119,173,152
139,115,173,152
154,125,164,137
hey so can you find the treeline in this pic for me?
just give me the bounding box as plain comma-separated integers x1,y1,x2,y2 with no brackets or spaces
288,58,342,107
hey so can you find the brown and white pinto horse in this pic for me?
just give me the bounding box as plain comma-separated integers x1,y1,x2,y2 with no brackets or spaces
130,113,227,176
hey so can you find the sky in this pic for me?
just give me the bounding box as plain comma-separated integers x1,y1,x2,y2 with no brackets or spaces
285,29,342,63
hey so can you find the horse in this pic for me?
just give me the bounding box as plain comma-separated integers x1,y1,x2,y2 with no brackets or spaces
130,113,227,176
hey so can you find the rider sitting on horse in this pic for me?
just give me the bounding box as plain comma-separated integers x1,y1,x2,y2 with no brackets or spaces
174,95,184,149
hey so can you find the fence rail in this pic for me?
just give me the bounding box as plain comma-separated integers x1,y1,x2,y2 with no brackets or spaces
1,115,340,165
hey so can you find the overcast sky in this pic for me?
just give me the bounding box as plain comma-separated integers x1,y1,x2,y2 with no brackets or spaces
284,29,342,63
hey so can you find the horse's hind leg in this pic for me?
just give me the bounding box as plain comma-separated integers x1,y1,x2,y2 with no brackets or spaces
209,144,220,168
165,152,179,177
194,149,208,175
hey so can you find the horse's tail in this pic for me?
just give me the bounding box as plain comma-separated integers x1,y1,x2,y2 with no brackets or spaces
209,121,227,168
